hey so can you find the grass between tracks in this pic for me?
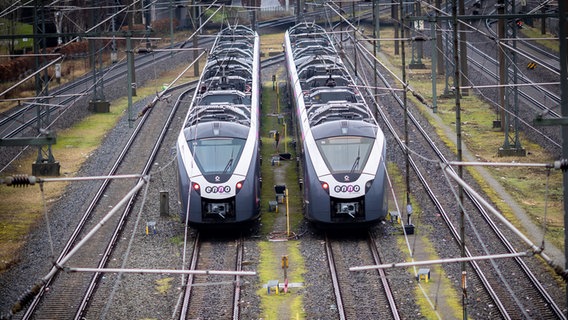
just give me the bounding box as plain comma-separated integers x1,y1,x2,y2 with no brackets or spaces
374,27,564,256
257,67,306,318
519,25,560,53
388,163,463,319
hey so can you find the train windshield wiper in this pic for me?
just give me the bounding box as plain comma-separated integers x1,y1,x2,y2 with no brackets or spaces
350,146,360,173
223,149,234,173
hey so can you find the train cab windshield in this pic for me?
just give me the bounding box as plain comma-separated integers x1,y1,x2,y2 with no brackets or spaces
189,138,246,174
315,136,374,174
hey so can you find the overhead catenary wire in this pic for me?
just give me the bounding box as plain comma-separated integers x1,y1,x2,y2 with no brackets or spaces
348,2,561,151
350,13,562,312
439,162,566,279
0,56,63,98
354,36,568,280
418,0,561,76
0,176,150,319
327,11,442,316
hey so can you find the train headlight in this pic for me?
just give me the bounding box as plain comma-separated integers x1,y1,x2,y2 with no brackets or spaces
365,180,374,192
320,181,329,194
192,182,201,195
235,180,244,194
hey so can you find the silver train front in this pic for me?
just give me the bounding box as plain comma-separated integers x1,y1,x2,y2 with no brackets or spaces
176,25,261,227
284,22,388,227
176,122,261,224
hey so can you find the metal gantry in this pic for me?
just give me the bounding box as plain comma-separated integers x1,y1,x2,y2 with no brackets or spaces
409,1,425,69
442,0,455,96
32,0,59,176
498,0,525,156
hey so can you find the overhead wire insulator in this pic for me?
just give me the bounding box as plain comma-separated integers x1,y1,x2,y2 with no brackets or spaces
3,175,37,187
553,159,568,171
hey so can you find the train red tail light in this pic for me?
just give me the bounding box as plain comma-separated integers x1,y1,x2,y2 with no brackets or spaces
321,181,329,194
192,182,201,195
236,180,244,194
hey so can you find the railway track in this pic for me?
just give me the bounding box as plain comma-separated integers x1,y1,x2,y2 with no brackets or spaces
178,233,246,320
324,232,400,319
2,7,564,318
10,80,194,320
408,3,563,149
0,48,174,138
344,31,565,318
2,52,285,319
485,12,560,75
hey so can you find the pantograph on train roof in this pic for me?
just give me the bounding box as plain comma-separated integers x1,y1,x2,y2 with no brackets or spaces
186,82,252,127
303,75,351,90
292,45,336,59
287,22,327,36
287,22,375,128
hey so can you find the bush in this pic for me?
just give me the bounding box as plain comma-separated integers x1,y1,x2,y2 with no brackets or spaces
151,18,180,34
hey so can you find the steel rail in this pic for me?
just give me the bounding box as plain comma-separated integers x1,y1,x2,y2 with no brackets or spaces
465,44,562,149
466,41,561,108
232,238,245,320
368,231,401,320
179,232,201,319
324,234,347,320
484,17,560,75
1,15,290,142
1,49,177,139
353,34,565,318
18,81,194,320
345,34,511,318
73,81,192,320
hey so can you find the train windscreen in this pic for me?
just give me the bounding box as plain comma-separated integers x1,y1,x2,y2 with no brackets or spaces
315,136,374,174
189,138,246,174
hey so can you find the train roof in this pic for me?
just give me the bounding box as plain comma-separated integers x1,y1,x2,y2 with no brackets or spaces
311,119,379,140
308,101,373,127
287,22,376,128
293,45,336,59
185,91,251,127
183,121,249,140
184,25,257,130
295,55,344,72
287,22,327,36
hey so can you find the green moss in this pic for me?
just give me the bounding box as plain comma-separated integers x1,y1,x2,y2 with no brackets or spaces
256,54,306,318
155,277,173,295
169,235,185,246
259,75,303,235
389,164,463,319
256,241,306,319
519,26,559,53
